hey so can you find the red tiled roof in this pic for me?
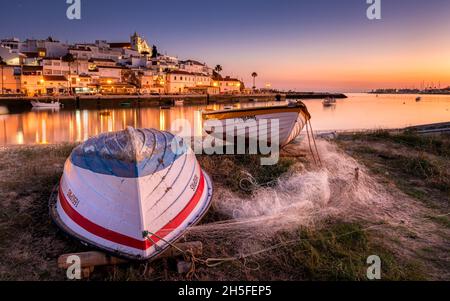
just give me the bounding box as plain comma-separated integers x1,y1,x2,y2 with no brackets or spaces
22,52,39,58
109,42,132,48
167,70,209,76
22,65,43,71
69,47,91,52
217,77,240,82
97,65,126,69
89,58,116,63
181,59,205,66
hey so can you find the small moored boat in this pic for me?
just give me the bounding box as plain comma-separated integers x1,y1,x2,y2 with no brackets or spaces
416,96,422,102
31,100,61,108
202,101,311,147
322,97,336,107
174,100,184,106
50,127,213,260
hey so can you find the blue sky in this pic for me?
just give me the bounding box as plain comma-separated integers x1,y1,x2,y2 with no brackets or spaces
1,0,449,91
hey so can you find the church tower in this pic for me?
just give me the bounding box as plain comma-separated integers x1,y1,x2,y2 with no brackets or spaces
130,32,151,54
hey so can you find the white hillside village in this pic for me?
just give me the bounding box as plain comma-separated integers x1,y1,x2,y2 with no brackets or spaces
0,33,247,96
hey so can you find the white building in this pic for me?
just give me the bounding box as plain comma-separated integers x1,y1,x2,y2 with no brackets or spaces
0,45,23,65
1,38,21,51
179,59,212,75
150,54,179,74
213,76,242,94
165,70,212,94
20,38,68,58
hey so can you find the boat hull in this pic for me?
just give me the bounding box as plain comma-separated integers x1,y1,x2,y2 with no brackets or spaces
50,128,213,260
202,103,310,147
31,101,61,108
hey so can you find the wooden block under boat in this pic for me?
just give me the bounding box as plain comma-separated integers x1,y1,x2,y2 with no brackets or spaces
58,241,203,269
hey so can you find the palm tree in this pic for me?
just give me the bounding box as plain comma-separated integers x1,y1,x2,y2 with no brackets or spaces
214,65,223,74
62,53,75,94
251,72,258,90
0,56,6,95
151,45,158,59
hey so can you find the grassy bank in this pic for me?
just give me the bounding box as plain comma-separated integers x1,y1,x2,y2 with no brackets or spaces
336,130,449,211
0,133,445,280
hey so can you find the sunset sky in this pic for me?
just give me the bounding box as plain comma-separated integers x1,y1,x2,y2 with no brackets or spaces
1,0,449,92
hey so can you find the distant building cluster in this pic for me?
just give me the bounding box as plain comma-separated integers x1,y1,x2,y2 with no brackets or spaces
371,87,450,95
0,33,246,96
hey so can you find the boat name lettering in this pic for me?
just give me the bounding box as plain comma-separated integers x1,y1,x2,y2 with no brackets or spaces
190,175,199,191
237,116,256,121
67,189,80,207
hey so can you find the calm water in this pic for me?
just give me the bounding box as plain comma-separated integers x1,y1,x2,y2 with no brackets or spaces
0,93,449,145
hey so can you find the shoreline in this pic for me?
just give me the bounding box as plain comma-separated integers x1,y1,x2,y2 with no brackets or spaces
368,92,450,95
0,92,348,111
0,128,448,280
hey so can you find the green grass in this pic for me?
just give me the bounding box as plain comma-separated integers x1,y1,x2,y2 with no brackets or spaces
243,221,427,281
0,143,436,280
347,130,450,157
198,154,295,195
94,221,427,281
337,132,449,209
425,214,450,229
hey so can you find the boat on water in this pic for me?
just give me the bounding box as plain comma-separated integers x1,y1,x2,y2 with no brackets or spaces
174,100,184,106
99,111,111,117
416,96,422,102
50,127,213,260
0,106,8,121
322,97,336,107
31,100,61,108
0,106,8,115
202,101,311,147
223,104,236,110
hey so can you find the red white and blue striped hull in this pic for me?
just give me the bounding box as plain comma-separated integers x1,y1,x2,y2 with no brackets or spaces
51,127,213,260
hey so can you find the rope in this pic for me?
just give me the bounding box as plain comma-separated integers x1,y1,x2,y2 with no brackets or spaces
203,224,385,267
308,119,322,166
238,170,279,192
143,210,450,275
305,121,318,165
144,224,386,273
143,230,205,280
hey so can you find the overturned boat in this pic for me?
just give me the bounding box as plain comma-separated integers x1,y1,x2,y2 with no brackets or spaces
50,127,213,260
202,101,311,147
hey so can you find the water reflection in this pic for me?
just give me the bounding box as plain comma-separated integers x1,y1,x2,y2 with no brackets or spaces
0,93,449,145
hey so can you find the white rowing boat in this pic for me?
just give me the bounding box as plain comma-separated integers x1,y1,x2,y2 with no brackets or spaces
202,101,311,148
31,100,61,108
50,127,213,260
322,97,336,107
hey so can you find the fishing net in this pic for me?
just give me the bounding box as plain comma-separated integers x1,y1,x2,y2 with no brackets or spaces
183,137,423,263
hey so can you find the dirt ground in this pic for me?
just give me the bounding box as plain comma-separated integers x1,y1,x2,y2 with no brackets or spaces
0,131,448,280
